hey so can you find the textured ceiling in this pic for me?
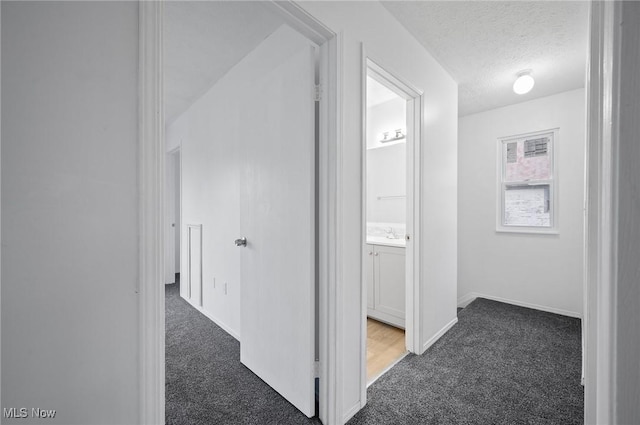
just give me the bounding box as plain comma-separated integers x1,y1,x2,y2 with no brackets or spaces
165,1,590,121
164,1,283,123
381,1,590,116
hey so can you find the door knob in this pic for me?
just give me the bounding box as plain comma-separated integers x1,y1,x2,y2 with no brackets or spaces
235,237,247,247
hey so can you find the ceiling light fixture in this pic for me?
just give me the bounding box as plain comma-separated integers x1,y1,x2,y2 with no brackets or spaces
513,70,535,95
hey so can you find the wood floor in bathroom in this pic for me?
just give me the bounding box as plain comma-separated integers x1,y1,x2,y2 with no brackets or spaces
367,318,406,382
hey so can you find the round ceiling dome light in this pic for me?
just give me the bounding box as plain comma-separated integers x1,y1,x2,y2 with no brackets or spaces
513,71,535,95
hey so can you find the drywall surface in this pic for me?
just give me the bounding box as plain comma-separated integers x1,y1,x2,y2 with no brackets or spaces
366,97,406,149
299,2,458,422
2,2,139,424
616,1,640,422
366,143,406,223
166,112,186,152
458,89,585,316
166,56,241,338
366,98,407,223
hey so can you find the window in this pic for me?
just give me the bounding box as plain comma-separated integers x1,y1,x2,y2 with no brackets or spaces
497,129,558,233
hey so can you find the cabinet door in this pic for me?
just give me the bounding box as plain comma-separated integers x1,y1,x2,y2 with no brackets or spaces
365,244,375,309
374,245,405,325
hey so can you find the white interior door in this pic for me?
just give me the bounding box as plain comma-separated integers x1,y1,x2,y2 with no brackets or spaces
174,151,181,275
164,152,176,284
238,28,316,418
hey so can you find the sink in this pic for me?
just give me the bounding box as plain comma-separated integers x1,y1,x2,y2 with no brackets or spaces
366,235,406,247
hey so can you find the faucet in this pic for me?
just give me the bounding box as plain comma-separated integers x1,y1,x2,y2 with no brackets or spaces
385,227,397,239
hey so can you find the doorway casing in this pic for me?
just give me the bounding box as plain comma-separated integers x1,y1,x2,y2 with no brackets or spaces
138,2,343,424
139,2,629,423
360,53,424,403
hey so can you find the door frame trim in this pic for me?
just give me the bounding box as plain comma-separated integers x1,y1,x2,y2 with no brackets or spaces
138,2,342,424
139,1,165,423
584,1,621,424
316,31,344,425
359,50,424,404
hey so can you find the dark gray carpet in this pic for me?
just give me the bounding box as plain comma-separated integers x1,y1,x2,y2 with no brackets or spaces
167,280,582,425
165,276,321,425
348,298,583,425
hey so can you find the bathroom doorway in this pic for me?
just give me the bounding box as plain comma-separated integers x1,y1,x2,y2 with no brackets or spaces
362,58,422,386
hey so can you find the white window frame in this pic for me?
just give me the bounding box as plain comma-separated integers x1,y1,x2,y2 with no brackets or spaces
496,128,559,234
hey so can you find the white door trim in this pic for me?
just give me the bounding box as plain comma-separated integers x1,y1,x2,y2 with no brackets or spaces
317,33,344,425
139,1,165,424
584,1,621,424
139,2,342,424
360,50,424,405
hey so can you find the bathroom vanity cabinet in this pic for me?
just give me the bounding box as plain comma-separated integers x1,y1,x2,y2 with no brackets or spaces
365,243,405,329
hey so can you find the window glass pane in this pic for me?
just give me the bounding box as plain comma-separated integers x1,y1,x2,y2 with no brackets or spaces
504,136,552,182
504,184,551,227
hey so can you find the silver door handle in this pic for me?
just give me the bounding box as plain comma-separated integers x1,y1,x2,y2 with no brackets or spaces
235,237,247,247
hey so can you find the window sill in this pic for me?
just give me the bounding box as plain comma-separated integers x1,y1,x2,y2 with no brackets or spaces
496,227,559,235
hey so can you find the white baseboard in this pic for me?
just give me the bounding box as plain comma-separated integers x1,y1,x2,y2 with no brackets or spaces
457,292,582,319
343,401,362,424
457,292,478,308
182,296,241,341
421,317,458,354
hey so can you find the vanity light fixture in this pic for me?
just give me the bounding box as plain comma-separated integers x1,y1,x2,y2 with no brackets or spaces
380,129,405,143
513,70,535,95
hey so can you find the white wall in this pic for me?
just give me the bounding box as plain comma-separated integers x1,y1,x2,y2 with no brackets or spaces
366,97,405,149
2,2,139,424
298,3,458,422
366,143,406,224
458,89,585,317
166,111,186,153
366,98,407,223
167,65,242,338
